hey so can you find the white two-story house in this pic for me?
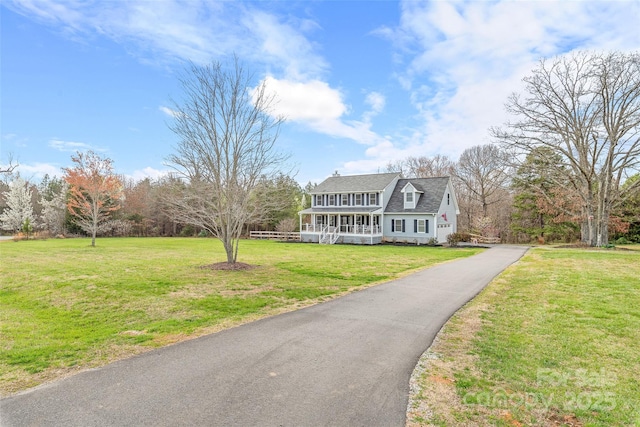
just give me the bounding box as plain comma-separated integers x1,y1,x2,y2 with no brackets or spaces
298,172,459,244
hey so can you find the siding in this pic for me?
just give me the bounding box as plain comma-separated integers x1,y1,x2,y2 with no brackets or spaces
383,214,436,244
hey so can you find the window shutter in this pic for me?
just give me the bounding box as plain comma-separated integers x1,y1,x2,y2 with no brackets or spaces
402,220,406,232
426,219,429,233
391,220,395,232
414,219,418,233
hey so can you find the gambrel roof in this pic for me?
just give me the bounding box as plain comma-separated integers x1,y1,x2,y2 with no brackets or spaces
311,172,399,194
385,177,451,213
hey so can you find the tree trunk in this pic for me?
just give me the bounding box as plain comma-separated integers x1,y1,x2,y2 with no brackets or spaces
581,207,596,246
92,204,98,247
596,202,610,247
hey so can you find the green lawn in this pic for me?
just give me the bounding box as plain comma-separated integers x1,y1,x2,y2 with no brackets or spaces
0,237,482,395
409,247,640,427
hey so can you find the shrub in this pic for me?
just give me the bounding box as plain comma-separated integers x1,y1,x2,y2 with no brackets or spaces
447,232,466,247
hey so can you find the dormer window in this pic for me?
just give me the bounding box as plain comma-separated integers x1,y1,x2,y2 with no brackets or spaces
401,182,421,209
405,192,413,203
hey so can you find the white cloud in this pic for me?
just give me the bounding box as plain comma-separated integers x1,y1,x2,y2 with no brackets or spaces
16,162,61,180
261,76,388,146
3,0,327,79
48,139,99,152
242,10,327,80
346,0,640,173
365,92,385,114
128,167,168,182
7,1,390,158
261,77,345,122
362,91,385,123
159,106,180,118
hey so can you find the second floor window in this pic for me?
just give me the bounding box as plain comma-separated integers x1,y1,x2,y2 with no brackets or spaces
406,192,413,203
329,195,335,206
355,194,362,205
342,194,349,205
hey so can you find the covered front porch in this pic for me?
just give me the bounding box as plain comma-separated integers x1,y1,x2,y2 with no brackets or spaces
298,208,383,245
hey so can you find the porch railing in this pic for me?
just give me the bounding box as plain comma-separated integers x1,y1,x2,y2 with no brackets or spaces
318,226,341,244
303,224,381,235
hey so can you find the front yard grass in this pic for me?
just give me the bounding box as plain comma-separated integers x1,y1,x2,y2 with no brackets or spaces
0,237,482,395
408,247,640,426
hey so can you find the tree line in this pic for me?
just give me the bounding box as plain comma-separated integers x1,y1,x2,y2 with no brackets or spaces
1,51,638,253
385,147,639,245
0,159,305,241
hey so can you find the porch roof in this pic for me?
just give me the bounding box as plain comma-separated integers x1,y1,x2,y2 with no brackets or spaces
299,207,382,215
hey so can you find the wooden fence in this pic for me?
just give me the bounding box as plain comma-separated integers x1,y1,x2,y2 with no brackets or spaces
468,234,501,244
249,231,301,241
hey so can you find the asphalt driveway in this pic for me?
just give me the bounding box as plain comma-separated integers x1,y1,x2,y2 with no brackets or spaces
1,245,528,426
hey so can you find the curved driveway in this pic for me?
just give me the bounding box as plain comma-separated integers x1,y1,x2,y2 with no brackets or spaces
1,245,528,426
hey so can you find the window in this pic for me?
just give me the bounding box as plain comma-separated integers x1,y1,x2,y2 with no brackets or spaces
315,195,323,206
405,192,413,203
447,193,450,205
328,194,335,206
355,194,362,205
417,219,426,233
341,194,349,205
369,193,377,206
392,219,404,232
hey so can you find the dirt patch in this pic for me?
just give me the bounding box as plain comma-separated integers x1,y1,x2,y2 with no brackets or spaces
406,302,490,426
198,262,258,271
546,411,584,426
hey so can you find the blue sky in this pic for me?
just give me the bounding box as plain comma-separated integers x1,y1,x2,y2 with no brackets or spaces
1,1,639,185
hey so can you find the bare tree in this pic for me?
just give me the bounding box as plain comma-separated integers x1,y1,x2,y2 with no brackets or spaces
408,154,455,177
0,154,18,175
493,51,640,246
385,155,454,178
39,182,68,236
165,59,287,265
454,144,511,218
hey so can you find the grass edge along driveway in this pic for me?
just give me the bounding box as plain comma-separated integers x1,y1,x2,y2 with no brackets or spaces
407,246,640,427
0,237,482,396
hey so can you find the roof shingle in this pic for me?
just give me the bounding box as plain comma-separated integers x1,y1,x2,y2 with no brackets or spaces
384,177,450,213
312,172,399,194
